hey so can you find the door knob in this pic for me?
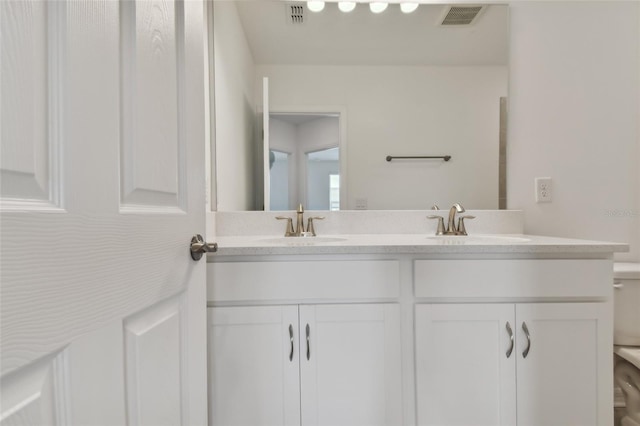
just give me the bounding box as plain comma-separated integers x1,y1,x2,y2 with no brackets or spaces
190,234,217,260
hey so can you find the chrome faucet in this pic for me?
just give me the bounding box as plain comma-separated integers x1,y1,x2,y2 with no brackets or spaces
427,203,474,235
276,204,324,237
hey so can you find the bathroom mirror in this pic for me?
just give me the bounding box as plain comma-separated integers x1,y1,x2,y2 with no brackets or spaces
212,1,509,211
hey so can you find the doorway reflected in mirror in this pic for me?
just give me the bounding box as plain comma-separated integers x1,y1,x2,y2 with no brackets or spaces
269,113,340,210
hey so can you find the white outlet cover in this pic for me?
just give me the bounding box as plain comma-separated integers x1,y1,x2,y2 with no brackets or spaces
355,198,368,210
535,177,552,203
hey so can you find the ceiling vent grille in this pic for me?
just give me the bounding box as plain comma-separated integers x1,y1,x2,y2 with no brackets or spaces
286,3,305,25
440,6,485,26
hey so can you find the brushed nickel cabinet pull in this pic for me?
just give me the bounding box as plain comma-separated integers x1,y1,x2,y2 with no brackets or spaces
506,321,514,358
289,324,294,362
306,324,310,360
522,322,531,358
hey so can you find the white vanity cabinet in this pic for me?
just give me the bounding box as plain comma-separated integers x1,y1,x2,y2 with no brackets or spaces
415,303,517,426
414,259,613,426
208,305,301,426
415,303,609,426
207,260,403,426
208,253,615,426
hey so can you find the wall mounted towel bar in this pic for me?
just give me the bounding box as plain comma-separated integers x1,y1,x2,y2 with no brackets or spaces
386,155,451,162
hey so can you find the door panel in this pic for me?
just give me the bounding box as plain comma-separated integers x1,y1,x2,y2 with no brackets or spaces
124,294,186,426
120,0,185,210
515,303,611,426
0,0,207,424
415,304,517,426
0,0,60,206
208,306,301,426
300,304,402,426
0,350,69,426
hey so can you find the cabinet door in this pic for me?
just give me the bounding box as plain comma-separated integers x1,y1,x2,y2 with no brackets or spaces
299,304,402,426
208,306,301,426
515,303,611,426
415,304,517,426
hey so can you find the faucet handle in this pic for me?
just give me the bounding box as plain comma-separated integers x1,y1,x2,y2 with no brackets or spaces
276,216,295,237
431,204,440,210
306,216,325,237
457,215,475,236
427,215,446,235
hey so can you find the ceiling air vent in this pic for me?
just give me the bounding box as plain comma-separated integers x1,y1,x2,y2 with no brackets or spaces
440,5,485,26
286,3,305,25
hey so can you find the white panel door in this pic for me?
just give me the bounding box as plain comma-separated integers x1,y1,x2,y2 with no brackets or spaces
208,306,301,426
0,0,208,425
515,303,611,426
299,304,403,426
415,304,517,426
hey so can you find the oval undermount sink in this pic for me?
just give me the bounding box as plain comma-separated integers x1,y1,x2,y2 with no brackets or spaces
260,236,348,245
426,235,531,244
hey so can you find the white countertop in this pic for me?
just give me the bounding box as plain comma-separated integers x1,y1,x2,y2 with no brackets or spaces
210,233,628,257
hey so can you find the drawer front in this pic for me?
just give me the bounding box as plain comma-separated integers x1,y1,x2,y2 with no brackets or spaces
209,260,400,302
414,259,612,299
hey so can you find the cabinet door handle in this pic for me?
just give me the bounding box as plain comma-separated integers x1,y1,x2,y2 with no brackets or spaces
522,322,531,358
289,324,294,362
306,324,310,361
506,321,514,358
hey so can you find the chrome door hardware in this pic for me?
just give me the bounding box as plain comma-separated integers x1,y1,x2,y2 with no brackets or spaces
190,234,217,260
506,322,514,358
306,324,311,360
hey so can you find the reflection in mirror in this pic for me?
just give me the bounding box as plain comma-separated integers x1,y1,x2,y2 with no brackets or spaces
269,113,340,210
269,150,290,210
212,1,509,211
307,147,340,211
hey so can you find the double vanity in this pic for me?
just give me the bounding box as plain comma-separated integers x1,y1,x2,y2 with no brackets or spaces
206,209,626,426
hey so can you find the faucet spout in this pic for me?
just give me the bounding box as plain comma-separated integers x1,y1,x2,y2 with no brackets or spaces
446,203,465,235
295,204,305,236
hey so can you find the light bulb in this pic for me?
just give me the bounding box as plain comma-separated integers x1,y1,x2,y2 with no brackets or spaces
307,1,325,12
369,2,388,13
400,2,418,13
338,1,356,12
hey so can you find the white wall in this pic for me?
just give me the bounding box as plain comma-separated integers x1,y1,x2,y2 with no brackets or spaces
508,2,640,262
297,117,340,154
258,65,508,210
213,2,256,211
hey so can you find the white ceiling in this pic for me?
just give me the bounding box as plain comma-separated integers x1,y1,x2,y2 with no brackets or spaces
233,1,509,66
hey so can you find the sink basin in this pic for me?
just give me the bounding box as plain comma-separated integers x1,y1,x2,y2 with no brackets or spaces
260,236,348,246
426,235,531,244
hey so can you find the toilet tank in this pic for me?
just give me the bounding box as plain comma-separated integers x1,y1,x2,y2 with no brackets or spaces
614,263,640,346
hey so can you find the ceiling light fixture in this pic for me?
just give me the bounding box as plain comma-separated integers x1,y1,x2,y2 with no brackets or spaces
338,1,357,13
369,2,388,13
400,2,418,13
307,1,325,12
